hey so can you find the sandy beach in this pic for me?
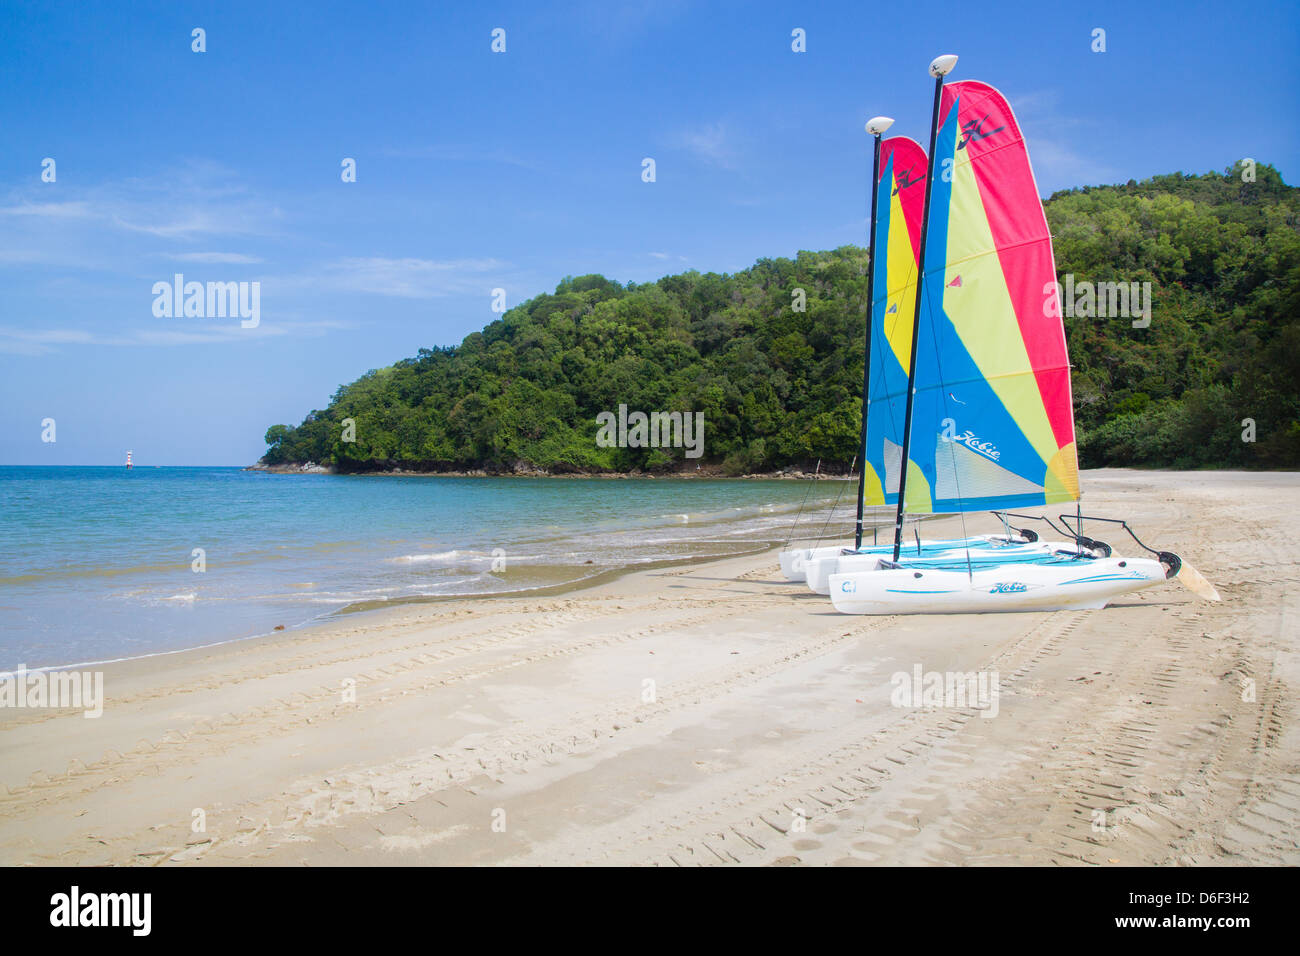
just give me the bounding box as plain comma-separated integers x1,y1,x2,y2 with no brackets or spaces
2,469,1296,867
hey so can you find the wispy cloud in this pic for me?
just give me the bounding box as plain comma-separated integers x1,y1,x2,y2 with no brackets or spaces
668,122,738,170
164,252,265,264
293,256,510,299
0,318,350,355
1010,90,1118,192
0,161,284,257
0,201,94,219
110,204,278,240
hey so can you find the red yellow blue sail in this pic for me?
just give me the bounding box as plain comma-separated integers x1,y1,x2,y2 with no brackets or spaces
862,136,929,507
904,80,1080,513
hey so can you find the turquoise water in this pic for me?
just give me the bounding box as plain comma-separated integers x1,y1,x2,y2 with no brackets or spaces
0,467,851,668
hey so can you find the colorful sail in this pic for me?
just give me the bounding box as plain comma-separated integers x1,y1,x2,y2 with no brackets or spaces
862,136,929,508
904,80,1079,513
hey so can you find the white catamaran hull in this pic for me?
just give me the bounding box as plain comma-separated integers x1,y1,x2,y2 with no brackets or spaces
779,535,1028,583
802,539,1084,594
780,546,843,582
828,557,1168,615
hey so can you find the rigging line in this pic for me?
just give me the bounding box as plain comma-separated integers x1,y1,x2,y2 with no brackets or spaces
866,220,923,543
886,269,925,431
918,226,975,581
934,234,1050,269
813,456,857,550
871,250,924,504
856,138,882,554
1076,499,1085,556
883,236,925,520
782,457,821,549
867,295,904,437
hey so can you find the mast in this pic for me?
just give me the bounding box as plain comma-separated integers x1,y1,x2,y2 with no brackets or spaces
855,116,894,551
892,54,957,561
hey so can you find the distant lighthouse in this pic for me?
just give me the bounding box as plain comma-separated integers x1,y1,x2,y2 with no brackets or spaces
125,450,133,469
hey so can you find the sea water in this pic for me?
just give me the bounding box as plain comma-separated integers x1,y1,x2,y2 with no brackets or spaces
0,466,852,668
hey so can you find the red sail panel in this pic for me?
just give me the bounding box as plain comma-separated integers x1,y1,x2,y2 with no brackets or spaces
941,80,1075,454
881,138,926,259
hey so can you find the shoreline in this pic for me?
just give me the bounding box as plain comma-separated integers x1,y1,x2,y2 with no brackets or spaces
21,540,793,675
248,462,1300,479
5,465,862,674
246,462,858,479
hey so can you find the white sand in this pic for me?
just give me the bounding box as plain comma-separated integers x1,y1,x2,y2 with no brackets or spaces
2,469,1296,866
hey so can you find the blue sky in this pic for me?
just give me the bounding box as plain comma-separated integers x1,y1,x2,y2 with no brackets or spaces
2,0,1297,465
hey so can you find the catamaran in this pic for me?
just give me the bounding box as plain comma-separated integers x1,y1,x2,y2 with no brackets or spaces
778,120,1053,582
827,55,1218,614
781,96,1080,588
780,532,1041,582
804,535,1094,595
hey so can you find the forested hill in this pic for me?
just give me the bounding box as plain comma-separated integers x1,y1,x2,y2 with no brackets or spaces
262,164,1300,474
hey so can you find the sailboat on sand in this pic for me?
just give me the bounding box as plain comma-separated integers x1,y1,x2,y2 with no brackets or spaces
781,89,1083,588
778,117,1073,584
827,54,1218,614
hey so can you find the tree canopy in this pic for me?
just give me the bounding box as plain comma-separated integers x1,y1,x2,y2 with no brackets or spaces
262,164,1299,474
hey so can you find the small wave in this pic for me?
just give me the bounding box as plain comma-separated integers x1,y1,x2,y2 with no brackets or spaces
387,550,461,565
301,586,403,599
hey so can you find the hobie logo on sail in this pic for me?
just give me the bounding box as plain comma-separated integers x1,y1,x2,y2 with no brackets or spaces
892,166,922,193
940,417,1000,461
957,114,1005,150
